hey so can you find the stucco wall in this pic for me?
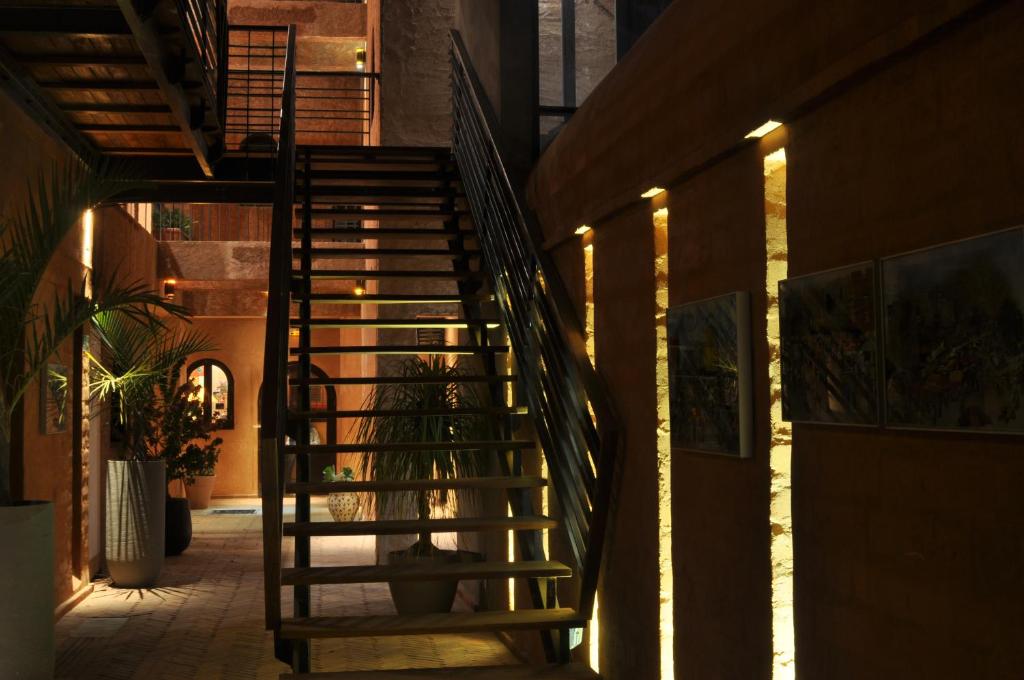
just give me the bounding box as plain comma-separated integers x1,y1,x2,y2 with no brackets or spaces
528,1,1024,678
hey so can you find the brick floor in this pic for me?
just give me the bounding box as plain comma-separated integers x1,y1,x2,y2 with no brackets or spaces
55,499,518,679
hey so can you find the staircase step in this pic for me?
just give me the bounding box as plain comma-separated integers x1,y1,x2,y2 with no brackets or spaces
289,375,514,386
295,269,483,280
288,406,527,420
283,515,558,537
289,344,509,356
284,440,534,455
281,560,572,586
291,293,492,304
301,208,468,221
300,145,451,159
278,608,584,639
298,186,463,200
289,318,500,329
295,169,457,182
286,474,543,494
281,663,599,679
301,248,481,259
296,227,474,240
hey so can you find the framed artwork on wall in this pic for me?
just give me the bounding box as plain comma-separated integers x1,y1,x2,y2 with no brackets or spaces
883,227,1024,432
40,363,68,435
779,262,880,425
667,291,753,457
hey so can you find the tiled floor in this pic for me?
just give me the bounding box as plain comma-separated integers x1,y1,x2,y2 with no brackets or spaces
55,499,517,679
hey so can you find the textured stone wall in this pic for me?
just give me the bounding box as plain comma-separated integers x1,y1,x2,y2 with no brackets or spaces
380,0,456,147
529,0,1024,677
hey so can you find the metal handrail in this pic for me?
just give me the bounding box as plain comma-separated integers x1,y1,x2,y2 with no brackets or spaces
258,24,296,631
450,30,620,619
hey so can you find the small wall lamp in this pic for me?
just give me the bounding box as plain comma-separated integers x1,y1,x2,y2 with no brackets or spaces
162,278,177,300
353,279,367,296
355,47,367,71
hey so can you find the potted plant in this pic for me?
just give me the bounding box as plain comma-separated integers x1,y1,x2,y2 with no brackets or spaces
89,311,212,576
324,465,358,522
355,356,485,615
154,206,194,241
149,370,222,551
0,159,180,678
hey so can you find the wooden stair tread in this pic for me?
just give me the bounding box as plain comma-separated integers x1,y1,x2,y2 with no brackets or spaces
283,516,557,537
281,663,599,679
286,474,544,494
288,375,514,386
299,145,451,158
303,248,481,258
288,406,527,419
300,208,468,220
296,269,483,280
278,608,584,639
296,228,473,240
288,319,500,328
284,440,534,455
289,345,509,355
291,293,492,304
295,169,457,181
281,560,572,585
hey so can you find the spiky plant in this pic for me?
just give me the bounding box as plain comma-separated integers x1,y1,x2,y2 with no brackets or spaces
0,158,184,506
355,356,487,556
88,310,215,463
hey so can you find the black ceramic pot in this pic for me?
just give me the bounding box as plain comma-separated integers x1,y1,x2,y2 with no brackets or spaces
165,496,193,556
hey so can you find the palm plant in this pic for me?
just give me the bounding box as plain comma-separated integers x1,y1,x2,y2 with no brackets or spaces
355,355,487,556
0,158,184,506
88,311,215,463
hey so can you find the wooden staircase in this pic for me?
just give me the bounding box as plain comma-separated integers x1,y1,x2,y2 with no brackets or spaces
261,143,598,679
260,29,614,679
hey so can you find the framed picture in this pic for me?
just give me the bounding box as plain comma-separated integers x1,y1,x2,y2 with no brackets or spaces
883,227,1024,432
667,292,753,457
40,363,69,435
779,262,880,425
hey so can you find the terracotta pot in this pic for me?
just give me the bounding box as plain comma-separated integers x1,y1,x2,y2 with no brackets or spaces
186,474,216,510
165,497,192,556
387,547,482,615
106,460,165,588
160,227,181,241
0,501,55,679
327,491,358,522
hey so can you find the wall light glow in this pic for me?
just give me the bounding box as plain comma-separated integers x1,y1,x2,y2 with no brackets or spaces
82,209,95,297
763,147,795,679
642,187,666,199
653,207,674,680
746,120,783,139
575,224,592,236
583,241,599,673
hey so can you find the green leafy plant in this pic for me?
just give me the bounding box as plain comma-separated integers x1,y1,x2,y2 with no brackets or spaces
148,375,222,487
0,158,184,506
153,207,194,240
88,311,214,463
355,356,486,556
323,465,355,482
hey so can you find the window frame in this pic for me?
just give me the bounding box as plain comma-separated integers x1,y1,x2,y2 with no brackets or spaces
186,358,235,430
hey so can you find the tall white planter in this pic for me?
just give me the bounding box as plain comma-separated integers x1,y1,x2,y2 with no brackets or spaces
0,501,55,679
106,460,165,588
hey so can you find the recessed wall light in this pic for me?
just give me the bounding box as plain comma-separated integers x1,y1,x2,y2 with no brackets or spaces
162,278,177,300
355,47,367,71
745,120,783,139
641,187,665,199
575,225,591,235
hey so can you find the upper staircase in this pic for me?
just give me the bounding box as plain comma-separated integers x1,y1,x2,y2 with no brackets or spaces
259,28,617,679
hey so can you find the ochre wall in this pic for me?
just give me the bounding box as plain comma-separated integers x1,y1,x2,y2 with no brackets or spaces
528,1,1024,678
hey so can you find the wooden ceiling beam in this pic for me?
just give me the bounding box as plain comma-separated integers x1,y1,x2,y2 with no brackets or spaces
0,41,96,160
16,53,148,67
116,0,214,177
0,6,132,37
60,102,172,114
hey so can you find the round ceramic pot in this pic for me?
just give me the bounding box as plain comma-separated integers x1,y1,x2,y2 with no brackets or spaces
186,474,216,510
0,501,55,679
106,460,166,588
327,491,358,522
165,496,192,556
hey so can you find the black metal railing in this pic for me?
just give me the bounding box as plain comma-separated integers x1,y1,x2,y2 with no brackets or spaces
451,31,619,619
258,24,296,638
226,25,377,153
176,0,227,124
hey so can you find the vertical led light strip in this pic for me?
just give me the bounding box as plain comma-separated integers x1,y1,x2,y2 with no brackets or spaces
652,207,674,680
507,358,516,611
763,148,795,679
82,209,94,298
583,242,600,673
